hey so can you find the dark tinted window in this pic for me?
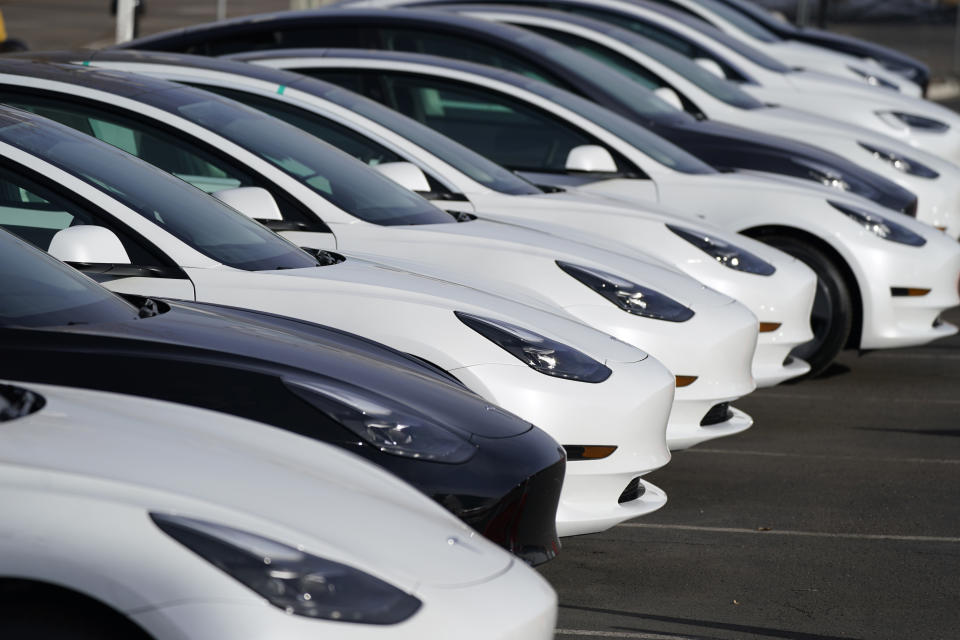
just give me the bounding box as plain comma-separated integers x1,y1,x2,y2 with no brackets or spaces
0,227,137,328
0,105,319,271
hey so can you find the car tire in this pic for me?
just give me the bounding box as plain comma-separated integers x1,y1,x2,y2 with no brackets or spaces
761,234,853,377
0,601,152,639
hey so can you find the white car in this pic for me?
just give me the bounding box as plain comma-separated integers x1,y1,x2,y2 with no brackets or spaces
405,0,960,163
0,103,682,537
0,61,762,458
610,0,920,95
76,49,814,386
450,6,960,236
240,49,960,376
0,381,557,639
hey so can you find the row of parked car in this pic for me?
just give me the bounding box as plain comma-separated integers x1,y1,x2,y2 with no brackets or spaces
2,0,958,637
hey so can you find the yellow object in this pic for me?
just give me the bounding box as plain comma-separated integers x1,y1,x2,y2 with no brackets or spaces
0,10,7,42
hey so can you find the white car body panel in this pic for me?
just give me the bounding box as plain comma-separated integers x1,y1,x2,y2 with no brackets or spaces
0,136,676,535
247,55,960,352
458,10,960,237
0,381,558,639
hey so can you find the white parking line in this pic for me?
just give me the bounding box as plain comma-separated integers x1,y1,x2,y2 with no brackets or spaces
556,630,692,639
755,392,960,405
619,523,960,543
685,448,960,465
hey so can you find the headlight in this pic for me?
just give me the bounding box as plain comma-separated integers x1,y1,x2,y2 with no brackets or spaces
877,111,949,133
284,377,476,463
455,311,611,383
666,225,776,276
805,164,850,191
847,65,900,91
828,200,926,246
857,142,939,178
151,514,421,624
557,261,695,321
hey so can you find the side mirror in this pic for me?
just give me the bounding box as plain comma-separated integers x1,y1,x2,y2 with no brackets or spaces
565,145,618,173
653,86,684,111
48,226,130,264
213,186,283,221
694,58,726,79
373,161,431,193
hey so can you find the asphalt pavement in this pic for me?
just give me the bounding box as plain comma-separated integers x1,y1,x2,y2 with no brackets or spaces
541,306,960,640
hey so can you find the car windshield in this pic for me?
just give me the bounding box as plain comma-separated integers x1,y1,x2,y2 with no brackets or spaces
0,113,319,271
691,0,781,43
0,229,138,328
312,82,543,195
515,74,716,173
625,30,765,108
145,87,454,225
567,4,793,74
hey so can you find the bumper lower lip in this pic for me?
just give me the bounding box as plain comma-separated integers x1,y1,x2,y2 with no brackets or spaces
666,405,753,451
557,478,667,537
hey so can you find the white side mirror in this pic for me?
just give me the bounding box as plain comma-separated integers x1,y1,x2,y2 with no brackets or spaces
213,186,283,221
653,86,685,111
565,145,618,173
48,226,130,264
373,161,432,192
694,58,726,79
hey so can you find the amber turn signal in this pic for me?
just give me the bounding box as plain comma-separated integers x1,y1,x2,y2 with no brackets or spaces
675,375,698,387
564,445,618,460
758,322,782,333
890,287,931,297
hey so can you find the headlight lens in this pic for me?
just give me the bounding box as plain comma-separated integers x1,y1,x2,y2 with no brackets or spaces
805,164,851,191
666,225,776,276
847,65,900,91
877,111,949,133
284,377,476,463
455,311,611,383
151,513,422,624
828,200,926,246
557,260,695,321
857,142,939,178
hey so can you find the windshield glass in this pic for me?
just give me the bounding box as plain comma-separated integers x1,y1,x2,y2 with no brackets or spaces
693,0,781,42
146,87,454,226
0,229,137,328
623,30,765,109
567,4,793,74
514,74,715,174
0,110,319,271
314,83,543,196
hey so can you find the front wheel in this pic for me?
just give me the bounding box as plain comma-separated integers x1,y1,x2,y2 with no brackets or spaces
760,235,853,378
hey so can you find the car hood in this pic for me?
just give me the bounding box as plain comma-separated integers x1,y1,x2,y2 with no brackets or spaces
334,219,735,311
1,381,513,590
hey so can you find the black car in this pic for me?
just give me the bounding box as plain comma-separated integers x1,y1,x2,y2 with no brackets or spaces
0,227,565,565
114,7,919,215
706,0,930,93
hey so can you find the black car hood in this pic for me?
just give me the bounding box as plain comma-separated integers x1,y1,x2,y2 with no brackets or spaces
653,117,917,214
1,297,530,439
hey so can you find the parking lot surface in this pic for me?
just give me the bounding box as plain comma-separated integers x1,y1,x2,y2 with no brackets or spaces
542,306,960,640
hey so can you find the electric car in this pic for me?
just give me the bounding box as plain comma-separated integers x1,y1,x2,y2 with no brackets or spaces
442,5,960,236
110,7,924,216
235,48,960,376
0,103,684,536
0,227,568,562
0,61,762,458
69,47,815,387
0,381,559,639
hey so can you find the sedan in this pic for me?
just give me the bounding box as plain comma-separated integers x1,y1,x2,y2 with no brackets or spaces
0,380,558,638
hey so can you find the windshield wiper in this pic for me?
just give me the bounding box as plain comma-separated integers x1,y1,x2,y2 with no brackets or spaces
0,385,46,422
138,298,161,318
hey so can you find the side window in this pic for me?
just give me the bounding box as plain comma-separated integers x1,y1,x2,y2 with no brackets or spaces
1,91,322,229
375,27,562,86
0,161,166,267
311,69,614,174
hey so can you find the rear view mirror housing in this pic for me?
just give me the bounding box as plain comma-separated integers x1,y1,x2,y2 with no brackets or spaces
694,58,726,79
48,225,130,264
213,186,283,221
373,161,432,193
565,145,618,173
653,86,685,111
